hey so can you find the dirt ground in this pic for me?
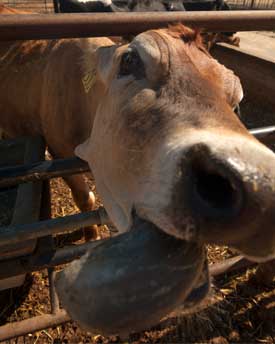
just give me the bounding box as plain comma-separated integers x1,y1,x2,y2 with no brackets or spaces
0,30,275,343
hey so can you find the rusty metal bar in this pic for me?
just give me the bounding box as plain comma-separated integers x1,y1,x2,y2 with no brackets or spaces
0,156,90,189
0,11,275,41
0,310,71,341
0,207,109,248
0,126,273,189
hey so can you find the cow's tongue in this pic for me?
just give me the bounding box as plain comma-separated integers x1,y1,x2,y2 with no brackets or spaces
55,216,207,336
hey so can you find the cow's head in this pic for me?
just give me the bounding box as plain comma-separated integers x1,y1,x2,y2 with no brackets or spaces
56,25,275,335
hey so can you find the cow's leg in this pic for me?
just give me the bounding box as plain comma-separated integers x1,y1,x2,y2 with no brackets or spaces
48,147,99,241
63,174,99,241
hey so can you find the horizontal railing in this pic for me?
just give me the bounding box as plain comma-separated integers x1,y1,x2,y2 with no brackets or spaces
0,11,275,41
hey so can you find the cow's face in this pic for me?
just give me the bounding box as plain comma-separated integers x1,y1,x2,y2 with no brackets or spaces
77,25,275,261
67,25,275,334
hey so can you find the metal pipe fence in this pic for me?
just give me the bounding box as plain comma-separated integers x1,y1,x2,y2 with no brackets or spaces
0,11,275,41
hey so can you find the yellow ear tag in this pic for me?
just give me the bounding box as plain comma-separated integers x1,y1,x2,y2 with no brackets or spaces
82,70,96,94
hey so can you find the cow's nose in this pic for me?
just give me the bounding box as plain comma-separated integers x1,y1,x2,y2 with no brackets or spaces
169,137,275,258
185,143,244,221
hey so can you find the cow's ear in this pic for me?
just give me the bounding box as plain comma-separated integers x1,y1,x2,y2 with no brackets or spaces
216,63,244,109
96,45,119,84
196,50,243,109
80,38,116,83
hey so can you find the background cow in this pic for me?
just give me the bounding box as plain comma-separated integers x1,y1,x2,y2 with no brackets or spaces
56,0,185,13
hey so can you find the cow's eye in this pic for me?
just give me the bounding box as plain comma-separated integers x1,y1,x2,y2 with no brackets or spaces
118,49,145,79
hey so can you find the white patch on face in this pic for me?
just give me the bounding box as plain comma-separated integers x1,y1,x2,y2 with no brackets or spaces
77,0,112,5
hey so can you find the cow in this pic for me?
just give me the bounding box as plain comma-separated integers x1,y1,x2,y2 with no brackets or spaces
56,0,185,13
1,6,275,333
47,25,275,334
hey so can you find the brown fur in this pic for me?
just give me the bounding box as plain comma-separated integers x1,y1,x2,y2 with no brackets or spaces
166,23,240,51
167,24,202,45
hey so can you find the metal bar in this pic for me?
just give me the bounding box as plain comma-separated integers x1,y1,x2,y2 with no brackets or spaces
0,126,274,189
0,239,105,279
0,156,90,189
0,11,275,41
249,126,275,143
210,255,255,276
0,310,70,341
48,268,60,314
0,207,109,248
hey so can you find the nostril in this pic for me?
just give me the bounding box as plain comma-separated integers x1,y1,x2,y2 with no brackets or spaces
187,146,244,220
193,166,236,210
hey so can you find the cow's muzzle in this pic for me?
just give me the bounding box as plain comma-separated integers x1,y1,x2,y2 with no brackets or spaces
170,139,275,260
